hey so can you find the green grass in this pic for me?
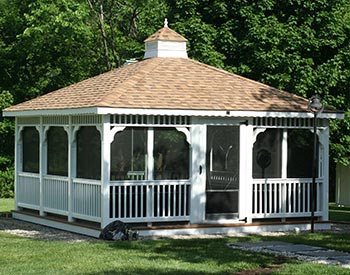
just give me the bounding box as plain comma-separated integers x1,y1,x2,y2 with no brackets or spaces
0,233,350,274
0,198,14,212
329,202,350,222
1,200,350,273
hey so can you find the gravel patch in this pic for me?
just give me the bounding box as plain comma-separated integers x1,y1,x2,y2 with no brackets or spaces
0,217,96,243
1,217,350,243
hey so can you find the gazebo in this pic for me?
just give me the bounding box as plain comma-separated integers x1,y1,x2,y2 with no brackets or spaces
3,22,343,237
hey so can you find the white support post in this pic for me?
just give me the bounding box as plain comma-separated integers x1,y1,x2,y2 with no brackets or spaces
189,120,206,224
281,129,288,179
319,125,329,221
101,115,112,228
14,119,20,211
65,118,78,222
146,128,154,219
37,118,46,216
239,121,253,223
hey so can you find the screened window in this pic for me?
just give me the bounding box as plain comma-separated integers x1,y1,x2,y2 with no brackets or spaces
77,126,101,180
253,129,282,178
47,127,68,176
287,129,316,178
154,128,190,180
110,128,147,180
22,127,39,173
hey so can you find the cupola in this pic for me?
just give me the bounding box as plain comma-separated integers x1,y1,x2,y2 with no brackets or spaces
144,19,188,59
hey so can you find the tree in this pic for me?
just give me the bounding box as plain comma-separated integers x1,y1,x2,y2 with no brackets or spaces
166,0,350,165
86,0,167,70
0,0,103,103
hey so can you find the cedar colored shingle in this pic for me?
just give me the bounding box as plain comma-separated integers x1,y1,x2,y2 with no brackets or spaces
5,57,313,113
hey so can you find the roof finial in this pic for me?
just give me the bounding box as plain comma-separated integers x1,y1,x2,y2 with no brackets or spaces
164,18,168,28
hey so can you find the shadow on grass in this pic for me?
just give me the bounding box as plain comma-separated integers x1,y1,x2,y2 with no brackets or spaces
89,237,290,274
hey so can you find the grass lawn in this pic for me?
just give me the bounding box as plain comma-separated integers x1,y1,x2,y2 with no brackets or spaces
0,232,350,274
1,200,350,274
329,202,350,222
0,198,14,212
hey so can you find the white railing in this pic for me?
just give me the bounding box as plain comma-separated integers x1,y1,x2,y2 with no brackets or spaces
109,180,191,223
72,178,101,222
16,173,101,223
17,173,40,209
43,175,69,215
252,178,323,218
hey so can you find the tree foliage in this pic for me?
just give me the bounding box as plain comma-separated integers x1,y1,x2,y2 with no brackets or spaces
0,0,350,190
166,0,350,165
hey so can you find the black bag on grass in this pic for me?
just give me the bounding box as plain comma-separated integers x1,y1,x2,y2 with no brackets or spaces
99,220,138,241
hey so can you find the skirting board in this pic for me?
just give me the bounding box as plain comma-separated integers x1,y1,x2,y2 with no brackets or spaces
13,212,101,238
12,212,331,238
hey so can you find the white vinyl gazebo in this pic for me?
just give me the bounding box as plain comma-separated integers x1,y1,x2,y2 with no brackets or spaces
3,22,343,237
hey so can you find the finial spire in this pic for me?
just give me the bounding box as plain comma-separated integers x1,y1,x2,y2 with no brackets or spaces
164,18,168,28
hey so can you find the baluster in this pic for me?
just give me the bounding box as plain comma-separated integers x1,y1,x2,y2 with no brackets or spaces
184,183,188,216
173,185,176,217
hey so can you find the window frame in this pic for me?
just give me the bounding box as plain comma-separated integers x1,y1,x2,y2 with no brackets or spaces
110,126,191,181
47,126,68,176
22,127,40,173
253,127,320,179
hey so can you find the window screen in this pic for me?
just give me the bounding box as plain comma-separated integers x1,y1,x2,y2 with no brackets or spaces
77,126,101,180
154,128,189,180
22,127,39,173
253,129,282,178
110,128,147,180
47,127,68,176
287,129,316,178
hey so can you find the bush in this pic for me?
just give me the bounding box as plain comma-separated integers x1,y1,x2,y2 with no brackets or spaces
0,168,14,198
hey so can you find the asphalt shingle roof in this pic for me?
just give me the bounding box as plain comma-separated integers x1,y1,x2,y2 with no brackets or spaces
4,57,314,113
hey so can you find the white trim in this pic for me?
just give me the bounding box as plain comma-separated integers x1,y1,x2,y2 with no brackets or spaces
4,107,344,119
281,129,288,179
189,123,206,224
101,115,111,228
12,212,101,238
239,123,253,223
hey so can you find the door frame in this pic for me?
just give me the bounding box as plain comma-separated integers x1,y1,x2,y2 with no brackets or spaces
189,117,253,224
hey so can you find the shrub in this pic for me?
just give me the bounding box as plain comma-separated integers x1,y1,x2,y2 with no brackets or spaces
0,168,14,198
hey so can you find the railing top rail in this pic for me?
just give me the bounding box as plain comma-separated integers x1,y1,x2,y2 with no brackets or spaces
252,178,324,184
110,180,191,187
18,172,40,178
72,178,102,186
43,174,69,181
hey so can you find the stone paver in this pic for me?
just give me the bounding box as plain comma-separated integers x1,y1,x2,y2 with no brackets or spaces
228,241,350,268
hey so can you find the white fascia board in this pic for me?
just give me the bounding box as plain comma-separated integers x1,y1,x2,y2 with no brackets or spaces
2,107,99,117
96,107,344,119
3,106,344,120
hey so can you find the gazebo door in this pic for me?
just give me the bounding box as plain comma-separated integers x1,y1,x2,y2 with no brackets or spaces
206,126,240,219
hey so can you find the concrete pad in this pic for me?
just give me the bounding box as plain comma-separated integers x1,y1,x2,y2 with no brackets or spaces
299,250,348,257
229,241,288,249
269,244,326,253
333,256,350,264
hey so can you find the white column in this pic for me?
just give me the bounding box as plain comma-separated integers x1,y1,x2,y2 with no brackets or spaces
319,124,330,221
14,120,21,211
101,115,112,228
281,129,288,179
37,118,47,216
239,121,253,223
146,128,154,219
65,118,78,222
189,120,206,224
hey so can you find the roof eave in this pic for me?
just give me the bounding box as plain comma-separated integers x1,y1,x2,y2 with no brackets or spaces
2,107,99,117
3,107,344,119
96,108,344,119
